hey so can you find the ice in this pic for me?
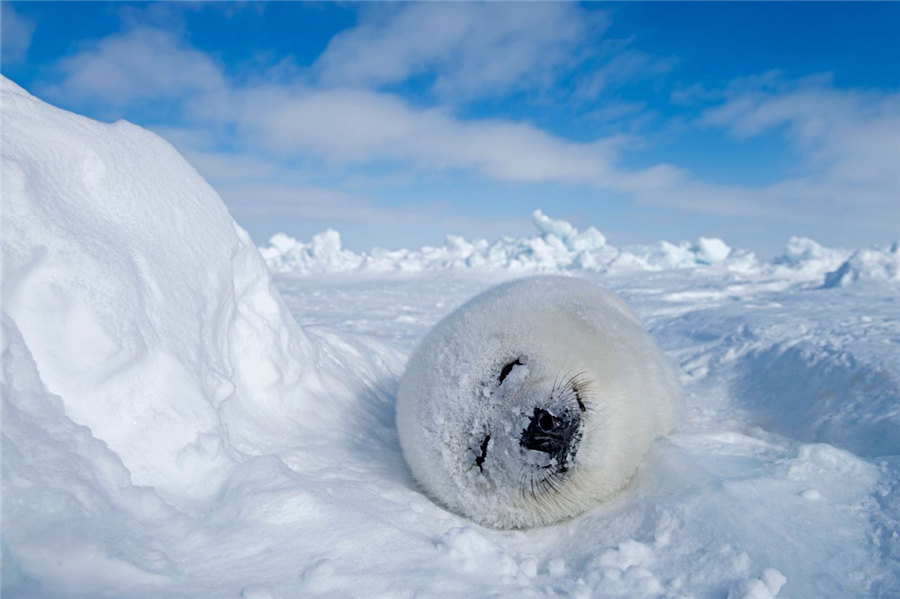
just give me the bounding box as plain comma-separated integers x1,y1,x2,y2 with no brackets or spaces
261,210,900,289
260,210,752,275
3,78,899,597
822,243,900,288
259,192,900,291
772,236,852,279
259,230,364,274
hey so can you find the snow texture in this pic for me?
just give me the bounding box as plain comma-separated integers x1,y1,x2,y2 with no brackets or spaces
1,76,347,510
3,78,899,597
396,276,681,528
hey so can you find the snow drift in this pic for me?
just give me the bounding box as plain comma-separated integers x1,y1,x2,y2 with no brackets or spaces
1,76,391,510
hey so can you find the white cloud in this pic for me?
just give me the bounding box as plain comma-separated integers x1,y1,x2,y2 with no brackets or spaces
215,180,478,233
218,182,386,221
179,149,279,184
37,15,675,196
148,124,424,227
40,20,899,246
230,85,646,188
1,4,35,63
152,127,278,183
48,27,225,106
699,75,900,213
314,3,603,100
45,23,662,195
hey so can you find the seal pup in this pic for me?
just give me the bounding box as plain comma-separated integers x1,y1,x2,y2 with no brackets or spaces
396,276,681,529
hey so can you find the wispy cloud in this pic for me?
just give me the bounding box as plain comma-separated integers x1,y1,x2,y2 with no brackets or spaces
573,45,675,102
176,148,279,184
314,3,604,101
229,85,638,187
217,181,386,221
47,27,225,106
1,4,35,63
627,92,898,244
33,12,668,198
214,179,505,238
701,72,900,187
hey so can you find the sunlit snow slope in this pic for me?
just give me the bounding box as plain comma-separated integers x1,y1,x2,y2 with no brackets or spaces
2,77,898,598
2,78,400,595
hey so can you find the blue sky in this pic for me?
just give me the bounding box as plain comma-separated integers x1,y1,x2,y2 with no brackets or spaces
3,2,898,255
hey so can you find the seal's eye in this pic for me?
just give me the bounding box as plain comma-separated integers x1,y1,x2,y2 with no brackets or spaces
538,412,554,432
475,434,491,472
498,359,523,384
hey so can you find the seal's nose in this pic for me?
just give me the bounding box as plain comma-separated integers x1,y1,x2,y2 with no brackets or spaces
520,408,578,469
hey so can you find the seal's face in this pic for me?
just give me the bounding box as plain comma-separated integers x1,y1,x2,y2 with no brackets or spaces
467,356,588,507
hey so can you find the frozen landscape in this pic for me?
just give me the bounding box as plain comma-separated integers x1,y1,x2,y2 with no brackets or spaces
3,77,899,599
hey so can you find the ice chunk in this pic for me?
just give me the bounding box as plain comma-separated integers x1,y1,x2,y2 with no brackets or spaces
823,244,900,288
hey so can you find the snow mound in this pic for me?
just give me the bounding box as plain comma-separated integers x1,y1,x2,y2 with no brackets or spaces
772,237,852,279
262,229,364,273
2,315,180,595
611,237,741,272
261,210,744,275
532,208,607,252
1,77,385,509
734,340,900,457
822,243,900,288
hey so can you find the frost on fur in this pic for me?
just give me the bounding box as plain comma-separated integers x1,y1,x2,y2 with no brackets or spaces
396,276,682,528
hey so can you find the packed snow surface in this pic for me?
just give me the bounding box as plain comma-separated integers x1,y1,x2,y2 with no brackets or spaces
3,78,899,597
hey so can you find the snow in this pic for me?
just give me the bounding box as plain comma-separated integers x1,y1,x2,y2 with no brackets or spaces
3,78,899,597
2,76,389,511
260,210,900,289
259,211,749,275
822,243,900,288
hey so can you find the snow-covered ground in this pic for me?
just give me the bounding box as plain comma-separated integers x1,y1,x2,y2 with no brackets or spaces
3,78,899,598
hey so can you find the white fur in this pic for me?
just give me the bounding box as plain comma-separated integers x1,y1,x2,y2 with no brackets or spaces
396,276,681,528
